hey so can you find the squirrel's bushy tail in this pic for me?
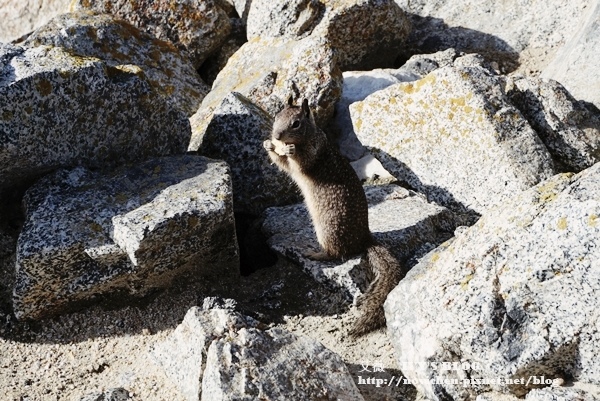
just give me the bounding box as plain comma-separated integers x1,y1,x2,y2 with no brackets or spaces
350,243,405,337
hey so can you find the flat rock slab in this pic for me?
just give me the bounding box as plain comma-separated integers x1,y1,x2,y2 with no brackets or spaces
151,306,364,401
14,156,238,320
351,65,555,215
385,163,600,400
262,185,458,302
24,11,209,117
0,44,190,190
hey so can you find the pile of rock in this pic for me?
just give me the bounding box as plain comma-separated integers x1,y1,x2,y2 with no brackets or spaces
1,0,599,400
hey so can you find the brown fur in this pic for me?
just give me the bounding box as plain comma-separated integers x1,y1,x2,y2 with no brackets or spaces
264,98,404,336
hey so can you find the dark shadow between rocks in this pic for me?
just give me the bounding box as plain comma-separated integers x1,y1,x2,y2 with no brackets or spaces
395,14,520,73
234,212,278,276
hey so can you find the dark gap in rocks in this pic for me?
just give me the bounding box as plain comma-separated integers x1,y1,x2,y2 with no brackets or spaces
234,212,278,276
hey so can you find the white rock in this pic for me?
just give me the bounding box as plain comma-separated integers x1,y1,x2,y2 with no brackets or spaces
542,1,600,109
351,65,555,214
385,163,600,400
395,0,592,72
201,327,364,401
0,0,71,43
150,307,256,401
151,307,364,401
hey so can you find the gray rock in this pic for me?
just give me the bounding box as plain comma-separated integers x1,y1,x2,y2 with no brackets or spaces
150,307,257,401
188,35,342,151
525,386,600,401
0,44,190,190
14,156,238,320
506,76,600,172
151,307,363,401
79,388,130,401
351,65,555,214
194,92,300,214
314,0,411,70
202,326,365,401
542,1,600,109
262,185,458,302
246,0,323,40
0,0,71,43
247,0,411,71
395,0,591,73
24,12,209,117
385,164,600,400
71,0,231,69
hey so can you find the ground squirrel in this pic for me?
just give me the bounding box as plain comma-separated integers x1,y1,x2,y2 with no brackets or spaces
263,98,404,336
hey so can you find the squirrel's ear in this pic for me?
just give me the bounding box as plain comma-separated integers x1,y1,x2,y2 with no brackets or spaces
301,98,310,117
287,95,294,107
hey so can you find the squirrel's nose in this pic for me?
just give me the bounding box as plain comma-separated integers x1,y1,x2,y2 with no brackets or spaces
273,131,281,140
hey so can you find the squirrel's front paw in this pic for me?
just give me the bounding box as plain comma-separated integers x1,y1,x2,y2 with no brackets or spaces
283,143,295,156
263,139,274,152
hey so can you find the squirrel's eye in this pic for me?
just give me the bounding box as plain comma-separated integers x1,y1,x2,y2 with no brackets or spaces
292,120,300,129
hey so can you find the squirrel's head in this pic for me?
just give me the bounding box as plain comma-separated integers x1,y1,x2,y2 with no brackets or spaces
272,97,316,144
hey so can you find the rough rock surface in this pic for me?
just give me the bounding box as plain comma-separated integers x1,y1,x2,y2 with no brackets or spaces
150,306,257,401
14,156,238,320
385,164,600,400
262,185,458,302
24,11,209,116
351,64,555,214
79,388,131,401
188,35,342,149
152,306,365,401
0,0,72,43
507,76,600,172
335,49,462,161
542,1,600,109
0,44,190,189
202,326,365,401
525,386,600,401
246,0,323,40
335,69,409,161
71,0,231,68
247,0,411,70
194,92,300,214
396,0,593,73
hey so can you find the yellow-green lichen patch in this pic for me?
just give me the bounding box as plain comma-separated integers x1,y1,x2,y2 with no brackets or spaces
557,217,568,230
460,273,474,290
588,214,598,227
